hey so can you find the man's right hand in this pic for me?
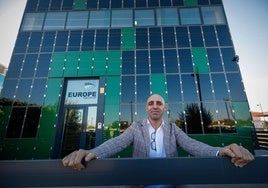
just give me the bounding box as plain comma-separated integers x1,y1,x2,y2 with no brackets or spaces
62,149,97,170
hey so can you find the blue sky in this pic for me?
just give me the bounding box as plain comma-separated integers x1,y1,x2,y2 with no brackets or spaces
0,0,267,112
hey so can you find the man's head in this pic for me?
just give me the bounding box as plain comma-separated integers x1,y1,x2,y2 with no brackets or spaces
146,94,167,122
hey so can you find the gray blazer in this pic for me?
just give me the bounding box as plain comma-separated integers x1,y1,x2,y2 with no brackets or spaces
91,119,219,158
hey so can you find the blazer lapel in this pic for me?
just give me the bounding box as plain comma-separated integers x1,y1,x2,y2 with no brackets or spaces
140,119,150,157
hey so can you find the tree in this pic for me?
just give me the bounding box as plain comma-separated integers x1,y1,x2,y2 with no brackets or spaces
179,103,213,134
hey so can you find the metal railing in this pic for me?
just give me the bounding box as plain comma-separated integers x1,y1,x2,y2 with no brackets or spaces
0,156,267,187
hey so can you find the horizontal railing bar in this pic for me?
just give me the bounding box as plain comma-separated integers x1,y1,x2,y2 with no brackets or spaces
0,157,267,187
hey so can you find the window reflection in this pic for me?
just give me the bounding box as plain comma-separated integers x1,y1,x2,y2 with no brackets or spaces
180,8,201,25
6,55,24,78
89,10,110,28
66,11,88,29
156,8,179,26
136,76,150,103
112,10,133,27
202,7,226,25
121,76,135,103
21,13,45,31
207,48,223,72
6,107,26,138
181,74,198,102
166,75,182,102
44,12,67,30
227,73,247,101
135,9,155,26
41,31,56,52
211,73,229,101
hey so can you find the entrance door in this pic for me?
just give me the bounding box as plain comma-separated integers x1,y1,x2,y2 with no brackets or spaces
52,78,105,159
61,106,97,158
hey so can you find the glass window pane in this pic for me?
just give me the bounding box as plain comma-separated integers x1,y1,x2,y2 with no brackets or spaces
227,73,247,101
192,47,209,73
203,26,217,47
6,55,24,78
89,10,110,28
121,76,135,103
150,50,164,73
44,12,67,30
216,25,232,46
165,49,179,73
162,27,176,48
55,31,68,52
41,31,56,52
29,78,47,106
149,28,162,48
148,0,159,7
62,0,74,10
68,30,82,51
123,0,134,8
111,0,122,8
180,8,201,25
51,0,62,10
122,51,134,74
121,28,135,50
28,32,42,53
136,75,150,103
135,9,155,26
221,48,238,71
156,8,179,26
66,11,88,29
82,30,95,51
21,54,38,78
112,10,133,27
13,32,30,53
87,0,97,8
189,26,204,47
21,13,45,31
211,73,229,101
109,29,121,50
38,0,50,10
22,107,41,138
176,27,190,47
6,107,26,138
95,29,108,50
0,79,18,100
181,74,198,102
136,28,148,49
151,74,167,100
136,50,149,74
207,48,223,72
198,74,213,101
36,54,51,77
202,6,226,25
178,49,193,73
99,0,110,8
15,79,32,105
166,75,182,102
136,0,146,7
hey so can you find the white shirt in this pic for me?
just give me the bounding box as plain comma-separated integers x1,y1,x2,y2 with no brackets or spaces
147,119,166,158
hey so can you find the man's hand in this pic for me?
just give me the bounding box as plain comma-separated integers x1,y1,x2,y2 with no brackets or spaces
62,149,97,170
219,143,254,167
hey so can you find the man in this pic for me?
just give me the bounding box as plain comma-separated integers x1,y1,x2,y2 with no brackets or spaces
62,94,254,171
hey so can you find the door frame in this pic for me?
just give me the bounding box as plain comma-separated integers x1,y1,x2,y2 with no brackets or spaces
51,77,105,159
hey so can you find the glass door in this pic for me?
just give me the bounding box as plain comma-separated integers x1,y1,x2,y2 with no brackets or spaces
61,108,84,158
61,106,98,158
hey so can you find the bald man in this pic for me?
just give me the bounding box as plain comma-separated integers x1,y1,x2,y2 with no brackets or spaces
63,94,254,171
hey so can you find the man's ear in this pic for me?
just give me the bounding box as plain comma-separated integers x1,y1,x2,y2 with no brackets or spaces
164,103,168,110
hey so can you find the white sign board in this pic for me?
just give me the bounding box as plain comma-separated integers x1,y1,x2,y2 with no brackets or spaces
65,79,99,105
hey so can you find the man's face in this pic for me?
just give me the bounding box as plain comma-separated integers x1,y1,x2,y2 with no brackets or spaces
146,95,166,122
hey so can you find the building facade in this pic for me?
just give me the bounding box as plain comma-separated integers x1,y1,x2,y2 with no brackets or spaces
0,0,255,159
